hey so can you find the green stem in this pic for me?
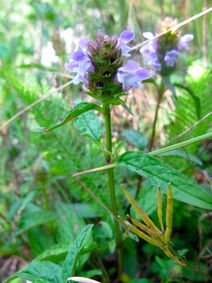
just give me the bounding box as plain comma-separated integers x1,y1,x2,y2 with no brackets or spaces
42,185,49,210
103,103,122,280
149,83,164,151
150,132,212,156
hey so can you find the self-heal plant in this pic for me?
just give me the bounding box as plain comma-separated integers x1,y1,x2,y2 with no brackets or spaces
140,17,193,76
140,17,194,149
38,29,151,280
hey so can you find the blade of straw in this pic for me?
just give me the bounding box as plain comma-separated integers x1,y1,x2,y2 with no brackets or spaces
165,184,173,243
157,187,164,231
121,184,161,234
0,80,72,131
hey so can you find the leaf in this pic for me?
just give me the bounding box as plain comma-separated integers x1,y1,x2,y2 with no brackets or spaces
72,203,99,219
122,129,148,149
35,243,70,263
116,151,212,209
73,111,102,141
118,98,133,115
160,150,203,166
55,201,85,242
35,102,102,132
15,261,62,283
16,211,56,235
62,224,93,282
174,83,201,119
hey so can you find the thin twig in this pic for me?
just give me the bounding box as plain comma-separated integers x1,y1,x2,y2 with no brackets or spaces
131,7,212,51
175,112,212,139
0,80,72,131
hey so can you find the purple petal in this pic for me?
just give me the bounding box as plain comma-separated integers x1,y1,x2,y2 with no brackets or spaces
72,50,88,62
64,61,78,71
117,61,152,91
164,49,179,67
178,34,194,50
135,68,152,81
119,60,140,72
119,29,135,43
118,44,132,57
79,38,90,50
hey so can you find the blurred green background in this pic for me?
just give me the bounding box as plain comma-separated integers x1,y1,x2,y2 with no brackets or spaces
0,1,212,282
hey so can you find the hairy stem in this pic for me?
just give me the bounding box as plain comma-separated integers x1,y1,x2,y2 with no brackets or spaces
103,103,122,280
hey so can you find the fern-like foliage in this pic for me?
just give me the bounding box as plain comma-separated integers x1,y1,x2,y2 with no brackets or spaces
167,61,212,154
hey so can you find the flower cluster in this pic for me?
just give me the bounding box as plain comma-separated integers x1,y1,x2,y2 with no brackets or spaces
140,17,193,75
65,30,151,101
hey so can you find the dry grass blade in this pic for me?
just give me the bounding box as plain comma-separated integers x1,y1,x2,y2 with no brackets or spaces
165,184,173,243
176,112,212,139
0,80,72,131
157,187,164,231
132,7,212,51
121,184,161,234
129,215,162,240
72,164,116,177
122,219,160,247
72,176,114,218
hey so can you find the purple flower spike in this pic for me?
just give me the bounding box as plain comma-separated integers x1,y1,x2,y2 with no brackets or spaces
117,29,135,57
140,21,194,75
178,34,194,50
117,60,151,91
65,30,151,96
164,50,180,67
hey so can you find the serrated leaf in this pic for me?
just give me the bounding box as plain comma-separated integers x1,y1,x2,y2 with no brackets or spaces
161,150,203,166
16,211,56,235
35,102,102,132
73,111,102,141
122,129,148,149
116,151,212,209
62,224,93,282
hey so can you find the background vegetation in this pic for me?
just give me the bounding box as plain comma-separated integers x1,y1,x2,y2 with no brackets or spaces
0,0,211,282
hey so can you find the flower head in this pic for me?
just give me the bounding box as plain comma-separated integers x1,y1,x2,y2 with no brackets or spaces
65,30,151,102
140,17,193,75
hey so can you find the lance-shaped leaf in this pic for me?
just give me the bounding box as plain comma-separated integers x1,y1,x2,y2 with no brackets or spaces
117,151,212,210
62,224,93,282
35,102,103,132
